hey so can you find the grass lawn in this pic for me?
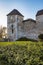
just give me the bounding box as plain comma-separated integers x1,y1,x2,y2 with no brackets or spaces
0,41,43,46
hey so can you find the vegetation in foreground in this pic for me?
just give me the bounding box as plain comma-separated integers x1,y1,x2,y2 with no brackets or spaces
0,41,43,65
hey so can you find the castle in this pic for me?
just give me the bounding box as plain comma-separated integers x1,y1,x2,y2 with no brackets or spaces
7,9,43,41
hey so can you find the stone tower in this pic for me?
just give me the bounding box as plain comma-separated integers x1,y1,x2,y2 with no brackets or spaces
36,9,43,34
7,9,24,41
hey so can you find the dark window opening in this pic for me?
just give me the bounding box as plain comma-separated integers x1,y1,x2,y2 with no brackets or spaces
12,29,13,33
11,25,13,28
11,24,14,34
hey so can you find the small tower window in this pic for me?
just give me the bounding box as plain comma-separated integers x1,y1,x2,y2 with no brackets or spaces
11,24,14,34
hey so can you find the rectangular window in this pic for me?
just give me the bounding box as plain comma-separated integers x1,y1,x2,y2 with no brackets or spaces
11,25,14,34
12,29,13,33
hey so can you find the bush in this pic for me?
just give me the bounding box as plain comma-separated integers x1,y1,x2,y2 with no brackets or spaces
0,42,43,65
38,34,43,41
17,37,38,42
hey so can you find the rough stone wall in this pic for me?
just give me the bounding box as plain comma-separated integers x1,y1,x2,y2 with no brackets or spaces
23,21,36,34
22,21,38,39
7,14,43,41
36,15,43,22
17,15,24,38
7,15,24,41
7,15,17,41
36,15,43,34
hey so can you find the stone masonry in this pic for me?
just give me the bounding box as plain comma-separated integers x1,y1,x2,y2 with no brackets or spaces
7,9,43,41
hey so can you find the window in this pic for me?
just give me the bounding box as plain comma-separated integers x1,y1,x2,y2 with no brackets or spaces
11,24,14,34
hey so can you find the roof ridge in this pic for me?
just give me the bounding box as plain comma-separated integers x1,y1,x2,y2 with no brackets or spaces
23,18,36,23
36,9,43,16
7,9,24,17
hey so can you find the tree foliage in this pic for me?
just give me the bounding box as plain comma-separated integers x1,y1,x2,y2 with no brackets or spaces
0,26,3,38
0,26,7,39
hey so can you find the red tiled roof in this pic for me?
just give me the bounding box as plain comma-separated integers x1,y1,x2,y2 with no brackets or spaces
36,9,43,16
7,9,24,17
23,18,36,23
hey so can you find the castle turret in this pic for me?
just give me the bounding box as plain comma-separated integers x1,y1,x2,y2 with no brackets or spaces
36,9,43,22
7,9,24,41
36,9,43,34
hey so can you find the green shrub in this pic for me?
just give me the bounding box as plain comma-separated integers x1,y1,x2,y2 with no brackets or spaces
17,37,38,42
38,34,43,41
0,42,43,65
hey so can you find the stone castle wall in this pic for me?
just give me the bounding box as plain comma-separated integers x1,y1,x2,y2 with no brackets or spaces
7,10,43,41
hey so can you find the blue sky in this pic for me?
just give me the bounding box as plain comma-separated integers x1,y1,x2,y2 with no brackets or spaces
0,0,43,27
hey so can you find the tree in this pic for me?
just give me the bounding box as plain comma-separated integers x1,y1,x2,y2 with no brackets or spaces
0,26,3,38
0,26,7,38
38,34,43,41
2,27,7,38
